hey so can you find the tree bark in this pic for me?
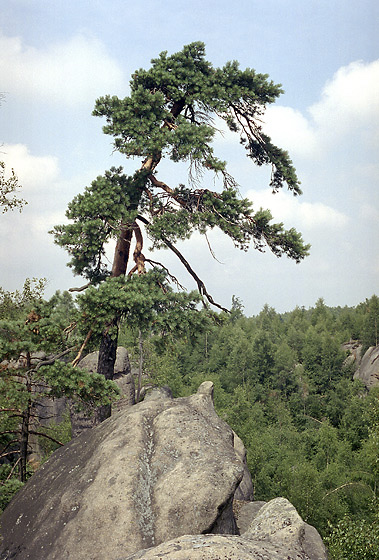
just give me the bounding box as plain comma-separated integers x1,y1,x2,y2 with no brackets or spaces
19,405,30,483
95,321,119,423
111,227,133,278
19,352,32,482
95,229,133,422
95,98,186,422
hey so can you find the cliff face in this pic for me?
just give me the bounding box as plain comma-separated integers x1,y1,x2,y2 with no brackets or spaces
354,344,379,389
0,382,327,560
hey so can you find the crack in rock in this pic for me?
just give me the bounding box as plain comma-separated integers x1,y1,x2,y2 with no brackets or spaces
136,414,157,548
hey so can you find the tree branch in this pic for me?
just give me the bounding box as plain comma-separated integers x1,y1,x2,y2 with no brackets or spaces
145,258,186,290
322,482,373,500
69,282,90,292
32,347,76,372
71,330,93,367
4,457,21,481
29,430,64,447
136,215,229,312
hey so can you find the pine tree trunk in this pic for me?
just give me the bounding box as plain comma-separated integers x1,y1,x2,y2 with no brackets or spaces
20,353,32,482
95,321,119,423
19,405,30,483
95,100,185,422
95,227,133,422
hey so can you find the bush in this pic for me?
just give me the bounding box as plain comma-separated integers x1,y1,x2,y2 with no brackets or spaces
326,512,379,560
0,477,24,513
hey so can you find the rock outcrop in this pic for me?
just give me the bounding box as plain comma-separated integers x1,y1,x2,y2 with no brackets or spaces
354,344,379,389
342,339,362,369
233,432,254,501
0,382,327,560
0,382,244,559
122,498,328,560
71,346,135,437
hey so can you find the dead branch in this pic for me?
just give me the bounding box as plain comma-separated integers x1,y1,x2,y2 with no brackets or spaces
69,282,90,293
0,439,19,459
323,482,373,500
71,329,93,367
145,258,186,290
4,457,21,482
29,430,64,447
204,232,224,263
136,215,229,312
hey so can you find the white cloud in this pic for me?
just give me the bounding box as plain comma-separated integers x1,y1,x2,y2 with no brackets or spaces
1,144,59,189
263,106,319,159
246,188,349,231
0,32,127,106
261,59,379,159
310,60,379,133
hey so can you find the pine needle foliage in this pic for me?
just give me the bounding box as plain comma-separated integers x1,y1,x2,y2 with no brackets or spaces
52,42,309,294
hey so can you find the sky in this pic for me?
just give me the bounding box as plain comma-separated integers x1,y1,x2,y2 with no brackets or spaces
1,0,378,316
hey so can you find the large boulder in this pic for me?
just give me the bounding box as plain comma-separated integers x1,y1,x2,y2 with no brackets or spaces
122,498,328,560
354,344,379,389
0,382,244,560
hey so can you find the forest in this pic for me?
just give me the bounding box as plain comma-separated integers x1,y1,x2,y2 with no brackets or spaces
1,283,378,559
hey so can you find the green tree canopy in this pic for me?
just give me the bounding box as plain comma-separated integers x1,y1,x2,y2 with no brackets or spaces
51,42,310,404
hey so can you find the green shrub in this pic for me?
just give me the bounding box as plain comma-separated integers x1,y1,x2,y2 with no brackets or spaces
326,512,379,560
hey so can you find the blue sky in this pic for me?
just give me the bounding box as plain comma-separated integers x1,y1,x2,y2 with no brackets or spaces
1,0,378,315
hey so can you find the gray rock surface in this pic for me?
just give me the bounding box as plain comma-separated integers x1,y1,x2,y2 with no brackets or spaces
0,382,244,560
354,344,379,389
71,346,135,436
233,432,254,501
234,500,266,534
342,339,362,369
122,498,327,560
244,497,328,560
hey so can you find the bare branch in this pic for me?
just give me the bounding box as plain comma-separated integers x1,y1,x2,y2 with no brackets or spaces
145,258,186,290
4,458,21,481
69,283,90,293
29,430,64,447
204,232,224,263
72,330,93,367
323,482,373,500
137,215,229,312
0,439,19,459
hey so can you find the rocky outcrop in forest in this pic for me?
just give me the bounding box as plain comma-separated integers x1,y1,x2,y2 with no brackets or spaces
353,344,379,389
0,382,327,560
125,498,327,560
70,347,135,437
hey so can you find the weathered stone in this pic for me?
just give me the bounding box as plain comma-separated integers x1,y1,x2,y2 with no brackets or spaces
342,339,362,369
233,432,254,501
0,382,244,560
234,500,266,534
70,346,135,436
245,497,328,560
121,498,327,560
354,345,379,389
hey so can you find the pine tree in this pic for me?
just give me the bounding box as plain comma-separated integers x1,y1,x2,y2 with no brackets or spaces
52,42,310,420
